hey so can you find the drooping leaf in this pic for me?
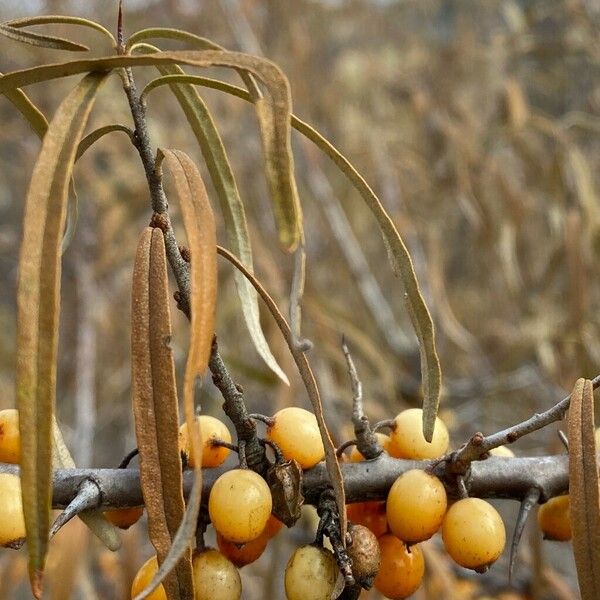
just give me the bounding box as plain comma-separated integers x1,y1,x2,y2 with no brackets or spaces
6,15,115,46
131,227,194,600
568,378,600,600
75,124,135,161
0,71,48,138
134,149,219,600
126,28,260,97
124,73,442,441
0,50,302,251
136,43,287,384
216,245,347,541
16,71,107,599
0,23,88,51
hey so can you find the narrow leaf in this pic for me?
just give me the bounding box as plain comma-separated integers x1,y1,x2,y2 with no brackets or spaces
16,71,107,598
568,378,600,600
135,149,219,600
75,124,135,161
131,227,194,600
6,15,115,46
136,44,287,384
216,245,347,540
130,73,442,439
0,70,48,138
0,49,302,250
0,23,88,52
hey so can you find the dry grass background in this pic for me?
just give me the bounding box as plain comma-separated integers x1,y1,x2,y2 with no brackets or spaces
0,0,599,598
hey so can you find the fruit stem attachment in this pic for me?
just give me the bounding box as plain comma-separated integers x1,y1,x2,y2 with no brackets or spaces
316,489,355,586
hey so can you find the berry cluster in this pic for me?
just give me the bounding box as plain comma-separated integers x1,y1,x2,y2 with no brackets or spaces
0,401,580,600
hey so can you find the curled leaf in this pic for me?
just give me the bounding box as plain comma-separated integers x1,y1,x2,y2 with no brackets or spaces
131,227,193,599
16,71,107,598
568,378,600,600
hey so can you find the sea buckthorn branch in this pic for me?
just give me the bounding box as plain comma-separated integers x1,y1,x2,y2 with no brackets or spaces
0,454,571,511
448,374,600,473
120,57,268,475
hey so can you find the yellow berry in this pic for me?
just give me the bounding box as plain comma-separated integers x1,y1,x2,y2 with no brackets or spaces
267,407,324,469
349,433,391,462
347,501,388,538
442,498,505,570
374,535,424,599
538,495,571,541
0,474,25,548
284,545,339,600
103,507,144,530
386,469,447,543
208,469,272,543
131,556,166,600
388,409,449,460
179,416,232,468
0,409,21,464
192,548,241,600
489,445,515,458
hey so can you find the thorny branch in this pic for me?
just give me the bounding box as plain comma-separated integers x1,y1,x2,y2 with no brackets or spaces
449,374,600,473
0,454,572,511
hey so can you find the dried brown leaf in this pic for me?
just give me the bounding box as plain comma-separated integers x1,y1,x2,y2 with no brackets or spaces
131,227,193,600
568,377,600,600
15,72,107,598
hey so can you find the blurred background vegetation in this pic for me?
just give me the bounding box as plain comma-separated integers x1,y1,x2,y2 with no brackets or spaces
0,0,599,598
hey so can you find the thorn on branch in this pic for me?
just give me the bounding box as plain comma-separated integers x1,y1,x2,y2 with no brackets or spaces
509,487,541,583
50,478,102,538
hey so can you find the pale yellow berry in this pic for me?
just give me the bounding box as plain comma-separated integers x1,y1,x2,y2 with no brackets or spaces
284,545,339,600
386,469,447,543
192,549,242,600
388,409,449,460
267,407,325,469
179,415,232,468
0,474,25,548
489,445,515,458
442,498,505,570
208,469,272,543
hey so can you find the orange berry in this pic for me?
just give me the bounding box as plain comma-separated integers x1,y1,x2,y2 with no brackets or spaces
0,409,20,464
538,495,571,541
0,474,25,548
349,433,391,462
216,531,269,567
103,507,144,530
179,415,232,468
388,409,449,460
208,469,272,543
374,535,424,599
386,469,447,543
442,498,505,570
191,548,241,600
263,514,284,539
346,501,388,538
130,556,166,600
267,407,325,469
